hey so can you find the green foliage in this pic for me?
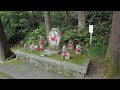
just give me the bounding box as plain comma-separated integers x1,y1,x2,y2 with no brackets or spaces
84,46,107,60
0,11,112,60
51,11,69,27
24,23,46,45
22,49,43,56
0,11,43,44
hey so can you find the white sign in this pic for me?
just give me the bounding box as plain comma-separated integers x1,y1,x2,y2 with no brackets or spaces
89,25,93,33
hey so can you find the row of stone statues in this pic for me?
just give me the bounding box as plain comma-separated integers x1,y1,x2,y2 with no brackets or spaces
23,28,81,60
61,43,81,59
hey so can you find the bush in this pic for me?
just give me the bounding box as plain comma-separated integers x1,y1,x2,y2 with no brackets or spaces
24,23,46,46
0,11,43,44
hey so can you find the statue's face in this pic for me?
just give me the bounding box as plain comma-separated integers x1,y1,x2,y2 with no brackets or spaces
76,45,80,49
63,45,67,50
40,36,43,40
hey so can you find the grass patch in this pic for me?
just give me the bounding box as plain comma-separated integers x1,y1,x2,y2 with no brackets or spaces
84,46,107,61
10,46,22,52
0,58,23,79
6,58,24,66
0,58,24,66
0,71,15,79
49,50,88,65
21,49,44,56
21,49,88,65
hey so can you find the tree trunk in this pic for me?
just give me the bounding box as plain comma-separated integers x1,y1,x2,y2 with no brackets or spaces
106,11,120,77
66,11,74,25
0,18,13,61
77,11,86,30
44,11,52,43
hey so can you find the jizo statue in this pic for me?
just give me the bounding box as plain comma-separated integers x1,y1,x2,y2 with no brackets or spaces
68,39,74,50
30,44,38,51
48,28,61,51
75,44,81,54
61,45,70,59
39,35,44,51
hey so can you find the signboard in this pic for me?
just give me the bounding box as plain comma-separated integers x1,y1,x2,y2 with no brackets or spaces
89,25,93,45
89,25,93,33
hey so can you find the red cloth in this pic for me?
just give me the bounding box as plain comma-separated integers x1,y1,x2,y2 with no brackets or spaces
68,44,72,48
32,45,34,48
51,36,56,41
39,40,43,45
66,54,69,57
63,50,67,55
76,49,80,52
40,48,43,51
34,47,38,50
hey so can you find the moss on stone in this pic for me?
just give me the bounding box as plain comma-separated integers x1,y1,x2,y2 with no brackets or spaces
0,58,24,66
21,49,89,65
105,59,119,79
10,47,22,52
0,71,15,79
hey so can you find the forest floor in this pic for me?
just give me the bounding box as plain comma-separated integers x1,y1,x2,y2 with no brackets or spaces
84,59,106,79
0,46,107,79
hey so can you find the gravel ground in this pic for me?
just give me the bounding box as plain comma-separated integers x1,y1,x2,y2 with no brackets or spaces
84,59,106,79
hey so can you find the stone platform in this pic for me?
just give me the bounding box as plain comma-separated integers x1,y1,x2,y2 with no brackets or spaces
14,50,90,79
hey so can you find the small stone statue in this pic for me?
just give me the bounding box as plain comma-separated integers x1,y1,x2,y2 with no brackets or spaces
61,45,70,59
68,40,74,50
20,41,24,47
39,35,44,51
30,44,38,51
30,44,35,52
23,44,27,49
40,45,43,51
65,52,70,59
75,44,81,54
34,45,38,51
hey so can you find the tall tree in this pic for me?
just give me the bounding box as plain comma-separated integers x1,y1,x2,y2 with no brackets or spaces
106,11,120,77
77,11,86,30
66,11,78,27
0,18,13,61
66,11,74,25
44,11,52,42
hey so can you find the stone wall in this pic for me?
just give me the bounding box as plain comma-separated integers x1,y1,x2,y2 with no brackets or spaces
14,50,90,79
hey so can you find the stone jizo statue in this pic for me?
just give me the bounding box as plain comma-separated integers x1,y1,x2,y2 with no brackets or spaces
48,28,61,51
68,39,74,50
61,45,70,59
39,35,44,51
75,44,81,54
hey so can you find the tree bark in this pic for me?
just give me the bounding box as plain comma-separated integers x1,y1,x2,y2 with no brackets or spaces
0,18,13,61
77,11,86,30
106,11,120,77
44,11,52,43
66,11,74,25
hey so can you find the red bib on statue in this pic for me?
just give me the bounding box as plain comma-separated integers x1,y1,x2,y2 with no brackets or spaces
39,40,43,45
63,50,67,55
40,48,43,51
76,49,80,52
51,36,56,41
68,44,72,48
